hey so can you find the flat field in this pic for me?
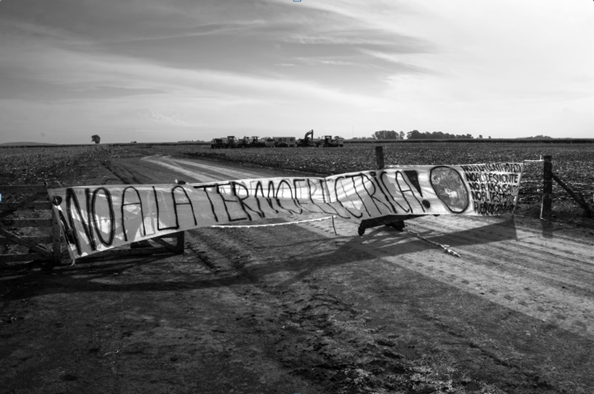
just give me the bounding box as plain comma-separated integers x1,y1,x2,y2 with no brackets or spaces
183,142,594,215
2,141,592,202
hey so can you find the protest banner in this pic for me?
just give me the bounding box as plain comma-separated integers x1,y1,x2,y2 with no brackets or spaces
47,163,523,259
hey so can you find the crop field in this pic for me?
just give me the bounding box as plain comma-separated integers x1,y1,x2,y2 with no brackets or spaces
0,145,116,186
1,142,592,216
186,142,593,217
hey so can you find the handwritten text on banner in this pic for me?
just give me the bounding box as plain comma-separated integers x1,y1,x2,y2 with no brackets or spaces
48,163,523,258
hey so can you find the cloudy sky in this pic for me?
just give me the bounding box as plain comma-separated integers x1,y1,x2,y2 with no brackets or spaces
1,0,593,144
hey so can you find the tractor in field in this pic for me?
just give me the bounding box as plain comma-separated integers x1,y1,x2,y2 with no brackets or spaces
248,136,267,148
226,136,239,148
296,129,316,147
237,136,251,148
211,136,240,148
211,138,226,149
273,136,296,147
317,135,345,147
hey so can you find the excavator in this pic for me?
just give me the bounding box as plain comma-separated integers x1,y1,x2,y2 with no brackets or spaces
296,129,316,147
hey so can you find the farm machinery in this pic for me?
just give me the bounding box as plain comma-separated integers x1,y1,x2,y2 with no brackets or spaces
211,132,345,148
226,136,239,148
210,136,239,148
249,136,267,147
210,138,226,148
211,135,269,148
317,135,345,147
273,137,296,147
238,136,267,148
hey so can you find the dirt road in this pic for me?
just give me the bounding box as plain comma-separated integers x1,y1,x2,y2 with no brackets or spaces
2,155,594,394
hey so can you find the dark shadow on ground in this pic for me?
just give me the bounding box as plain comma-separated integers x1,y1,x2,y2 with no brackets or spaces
0,217,519,300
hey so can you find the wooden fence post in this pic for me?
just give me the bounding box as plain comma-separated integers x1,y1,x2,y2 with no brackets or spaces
375,146,384,170
51,207,62,265
541,155,552,219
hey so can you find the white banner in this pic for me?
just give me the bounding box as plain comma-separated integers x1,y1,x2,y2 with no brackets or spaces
48,163,523,259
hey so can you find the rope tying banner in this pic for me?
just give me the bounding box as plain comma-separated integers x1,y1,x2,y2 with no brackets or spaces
404,228,462,258
211,216,338,235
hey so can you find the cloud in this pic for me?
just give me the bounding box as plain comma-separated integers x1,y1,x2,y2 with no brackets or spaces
143,110,192,127
2,0,594,142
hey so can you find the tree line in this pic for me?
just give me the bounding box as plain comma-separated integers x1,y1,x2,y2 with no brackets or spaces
368,130,483,140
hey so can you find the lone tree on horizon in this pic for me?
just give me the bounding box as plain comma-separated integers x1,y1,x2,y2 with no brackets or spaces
91,135,101,144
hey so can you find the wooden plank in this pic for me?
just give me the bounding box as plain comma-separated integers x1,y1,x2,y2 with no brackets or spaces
375,146,385,170
0,227,51,258
0,235,53,245
0,218,53,227
0,201,52,211
0,185,47,193
77,247,171,260
0,253,47,262
51,208,62,264
552,173,594,218
175,231,185,254
540,155,553,220
152,237,178,253
0,192,50,220
157,233,180,239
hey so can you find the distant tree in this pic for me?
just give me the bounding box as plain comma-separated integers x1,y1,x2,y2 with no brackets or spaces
372,130,400,139
479,134,483,139
91,135,101,144
405,130,474,140
525,135,552,139
488,136,492,139
406,130,422,139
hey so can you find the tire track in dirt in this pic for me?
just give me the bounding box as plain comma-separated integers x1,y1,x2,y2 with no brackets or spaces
307,215,594,340
140,155,290,183
151,156,264,180
100,158,331,393
406,217,594,296
219,218,594,392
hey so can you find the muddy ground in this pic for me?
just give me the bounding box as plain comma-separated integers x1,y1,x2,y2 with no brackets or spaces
2,153,594,394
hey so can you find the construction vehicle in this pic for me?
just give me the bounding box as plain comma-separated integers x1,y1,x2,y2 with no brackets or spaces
317,135,345,147
273,136,296,147
296,129,316,147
